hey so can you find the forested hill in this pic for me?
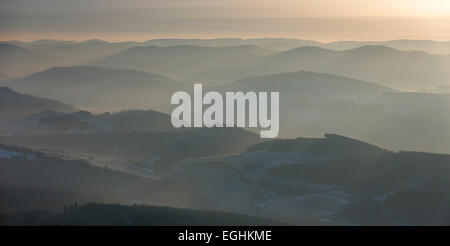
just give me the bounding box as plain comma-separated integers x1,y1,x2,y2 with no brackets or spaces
0,203,286,226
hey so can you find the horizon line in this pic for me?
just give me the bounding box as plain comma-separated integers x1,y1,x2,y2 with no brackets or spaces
3,37,450,44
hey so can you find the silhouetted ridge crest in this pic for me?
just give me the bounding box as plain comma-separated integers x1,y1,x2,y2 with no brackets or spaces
247,133,387,156
282,46,334,54
1,203,285,226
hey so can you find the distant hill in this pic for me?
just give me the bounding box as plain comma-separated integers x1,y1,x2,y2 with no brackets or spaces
92,45,269,82
0,43,52,78
0,203,284,226
5,66,184,111
213,70,394,128
11,38,450,54
211,70,450,154
16,39,138,66
219,70,394,104
0,73,8,81
325,39,450,55
1,40,140,78
0,87,75,122
190,45,450,90
14,109,177,133
143,38,321,51
0,43,35,61
142,38,450,55
6,39,449,87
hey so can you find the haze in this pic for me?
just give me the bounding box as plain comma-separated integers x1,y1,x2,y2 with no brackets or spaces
1,0,450,42
2,0,450,227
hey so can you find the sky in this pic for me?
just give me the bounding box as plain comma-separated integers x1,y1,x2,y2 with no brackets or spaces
0,0,449,42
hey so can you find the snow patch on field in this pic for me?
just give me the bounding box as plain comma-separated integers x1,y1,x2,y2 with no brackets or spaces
0,148,22,159
178,151,329,172
373,191,396,202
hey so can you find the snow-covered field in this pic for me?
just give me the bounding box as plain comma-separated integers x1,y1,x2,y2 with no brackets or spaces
0,148,36,160
168,151,352,224
0,148,22,159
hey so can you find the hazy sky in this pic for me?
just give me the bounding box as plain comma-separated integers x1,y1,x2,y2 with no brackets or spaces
1,0,449,42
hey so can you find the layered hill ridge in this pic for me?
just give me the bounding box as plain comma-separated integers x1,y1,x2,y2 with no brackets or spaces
210,70,450,154
0,87,75,121
92,44,270,81
190,45,450,90
9,38,450,54
5,66,184,111
0,43,52,78
220,70,395,104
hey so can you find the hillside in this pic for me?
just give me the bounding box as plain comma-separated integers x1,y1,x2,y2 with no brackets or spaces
167,134,450,225
247,133,387,156
219,70,394,104
0,127,261,163
0,87,75,122
2,132,450,225
0,144,196,212
6,66,184,111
